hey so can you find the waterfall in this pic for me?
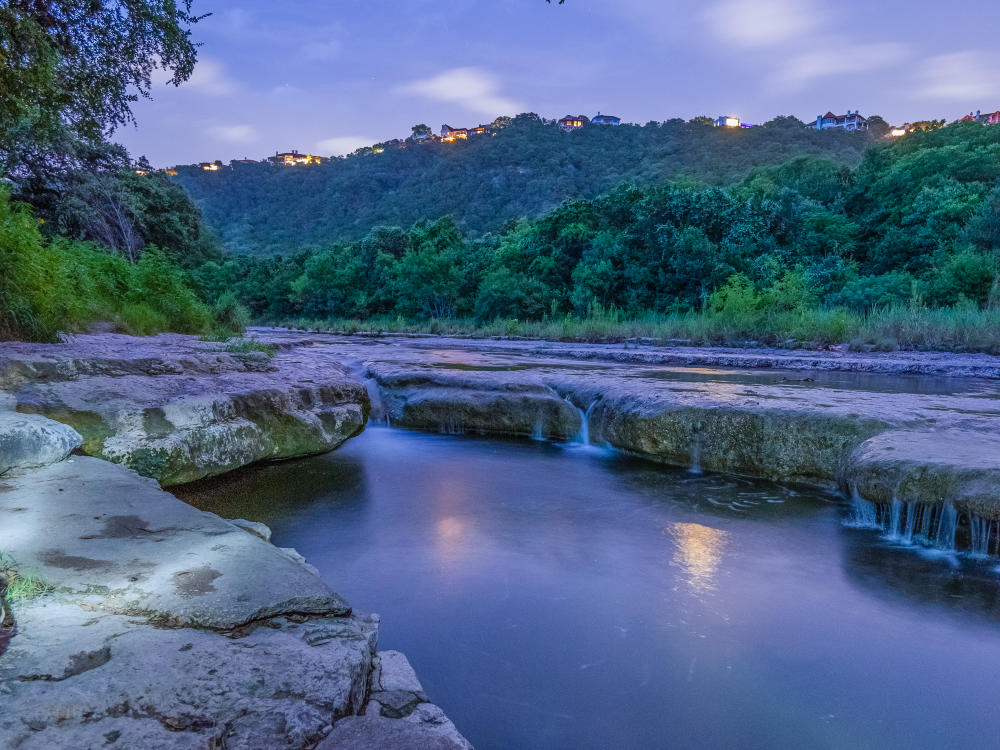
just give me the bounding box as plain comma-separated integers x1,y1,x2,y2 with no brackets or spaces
934,504,958,550
362,375,391,426
688,435,703,475
844,497,996,557
969,517,997,558
844,491,880,529
884,498,904,540
564,397,591,445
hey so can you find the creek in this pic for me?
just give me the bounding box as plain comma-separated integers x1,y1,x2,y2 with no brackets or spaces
179,426,1000,750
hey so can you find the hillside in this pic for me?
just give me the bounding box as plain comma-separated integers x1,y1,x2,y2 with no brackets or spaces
173,114,872,256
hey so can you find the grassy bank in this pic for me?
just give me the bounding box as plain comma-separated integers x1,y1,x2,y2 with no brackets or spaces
277,304,1000,354
0,190,243,343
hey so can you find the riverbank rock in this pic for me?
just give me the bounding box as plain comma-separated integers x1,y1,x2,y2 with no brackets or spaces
0,455,473,749
844,429,1000,518
0,411,81,474
339,334,1000,521
317,650,473,750
0,333,369,485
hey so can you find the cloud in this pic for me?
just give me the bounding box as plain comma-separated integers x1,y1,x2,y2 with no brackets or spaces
181,59,239,95
210,124,258,143
301,39,343,62
400,67,523,117
704,0,825,48
772,41,908,90
316,136,376,155
918,52,1000,101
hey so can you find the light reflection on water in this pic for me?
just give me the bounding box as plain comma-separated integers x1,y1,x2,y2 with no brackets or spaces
177,428,1000,750
668,522,728,595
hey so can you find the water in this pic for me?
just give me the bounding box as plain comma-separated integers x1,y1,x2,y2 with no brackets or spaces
179,428,1000,750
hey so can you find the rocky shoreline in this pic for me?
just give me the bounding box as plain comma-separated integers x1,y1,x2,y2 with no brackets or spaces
0,335,471,749
3,330,1000,748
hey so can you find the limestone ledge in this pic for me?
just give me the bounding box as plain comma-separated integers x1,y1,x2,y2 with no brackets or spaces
0,334,370,486
367,362,1000,520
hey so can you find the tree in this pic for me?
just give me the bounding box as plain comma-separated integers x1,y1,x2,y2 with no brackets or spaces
0,0,204,180
867,115,891,138
411,124,432,138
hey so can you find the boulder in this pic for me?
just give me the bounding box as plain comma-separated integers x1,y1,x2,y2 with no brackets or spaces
1,333,369,485
0,412,81,474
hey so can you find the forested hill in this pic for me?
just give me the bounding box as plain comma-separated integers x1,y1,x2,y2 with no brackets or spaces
172,114,872,256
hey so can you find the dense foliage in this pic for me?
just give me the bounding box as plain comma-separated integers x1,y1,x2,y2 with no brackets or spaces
0,189,218,342
174,114,871,256
0,1,228,341
1,0,200,180
193,122,1000,338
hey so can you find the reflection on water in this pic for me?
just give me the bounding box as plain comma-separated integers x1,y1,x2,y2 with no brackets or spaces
185,427,1000,750
668,522,727,594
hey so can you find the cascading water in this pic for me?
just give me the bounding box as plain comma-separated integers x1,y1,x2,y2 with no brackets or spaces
688,435,703,475
844,493,997,558
564,396,591,445
531,417,545,442
845,492,881,529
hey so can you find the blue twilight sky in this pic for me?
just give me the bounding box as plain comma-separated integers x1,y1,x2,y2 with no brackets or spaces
115,0,1000,166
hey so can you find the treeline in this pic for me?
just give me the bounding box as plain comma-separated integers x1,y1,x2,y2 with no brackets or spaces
174,114,872,256
194,122,1000,327
0,1,235,342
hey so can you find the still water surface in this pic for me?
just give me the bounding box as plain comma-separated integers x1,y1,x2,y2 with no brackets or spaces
179,428,1000,750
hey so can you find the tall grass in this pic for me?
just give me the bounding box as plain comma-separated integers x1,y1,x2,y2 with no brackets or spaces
277,304,1000,354
0,190,226,342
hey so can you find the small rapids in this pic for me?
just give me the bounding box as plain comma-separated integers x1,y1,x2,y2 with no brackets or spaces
846,494,999,558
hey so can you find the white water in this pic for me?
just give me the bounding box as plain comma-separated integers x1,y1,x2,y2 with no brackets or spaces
564,397,592,445
845,495,996,558
689,435,703,475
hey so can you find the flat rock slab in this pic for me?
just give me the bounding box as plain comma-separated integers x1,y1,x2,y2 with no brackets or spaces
1,333,369,485
0,601,377,750
846,429,1000,517
0,457,348,628
0,412,81,474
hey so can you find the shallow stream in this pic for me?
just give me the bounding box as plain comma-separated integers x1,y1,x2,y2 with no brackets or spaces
179,426,1000,750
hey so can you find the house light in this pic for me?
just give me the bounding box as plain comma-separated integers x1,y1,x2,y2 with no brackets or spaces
890,128,907,137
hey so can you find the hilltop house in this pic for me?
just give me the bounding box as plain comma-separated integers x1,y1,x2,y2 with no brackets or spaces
713,115,741,128
558,115,589,131
267,150,327,166
440,124,468,141
467,124,494,136
591,112,621,126
198,161,222,171
813,111,869,131
960,110,1000,125
231,157,258,164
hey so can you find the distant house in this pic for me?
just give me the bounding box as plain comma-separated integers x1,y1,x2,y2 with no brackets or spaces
267,150,327,166
413,133,438,144
591,112,621,126
889,124,915,137
813,111,869,131
558,115,588,132
198,161,222,171
467,125,494,136
713,115,741,128
961,110,1000,125
440,124,468,141
231,157,258,164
